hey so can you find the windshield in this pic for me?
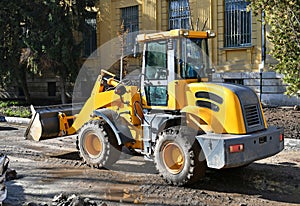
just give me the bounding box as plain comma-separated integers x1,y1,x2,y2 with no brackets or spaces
179,38,209,79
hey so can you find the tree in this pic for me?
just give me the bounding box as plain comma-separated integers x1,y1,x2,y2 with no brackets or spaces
0,0,34,103
251,0,300,97
0,0,97,104
26,0,97,104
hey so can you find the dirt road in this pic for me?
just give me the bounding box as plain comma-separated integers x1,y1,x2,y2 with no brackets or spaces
0,121,300,206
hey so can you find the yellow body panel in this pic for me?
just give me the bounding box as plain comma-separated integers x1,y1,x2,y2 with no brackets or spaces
137,29,212,42
259,102,268,128
183,82,247,134
113,86,144,148
141,79,200,111
68,74,144,149
139,79,248,135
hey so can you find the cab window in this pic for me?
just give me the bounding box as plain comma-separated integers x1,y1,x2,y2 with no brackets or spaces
180,38,208,79
145,41,167,80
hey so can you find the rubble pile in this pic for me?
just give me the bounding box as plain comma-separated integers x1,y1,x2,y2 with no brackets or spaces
25,193,106,206
52,193,105,206
0,154,9,204
6,168,17,180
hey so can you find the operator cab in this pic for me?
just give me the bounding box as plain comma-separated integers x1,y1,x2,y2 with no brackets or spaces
137,29,215,111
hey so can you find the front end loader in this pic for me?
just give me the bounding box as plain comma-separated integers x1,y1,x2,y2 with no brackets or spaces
25,29,284,185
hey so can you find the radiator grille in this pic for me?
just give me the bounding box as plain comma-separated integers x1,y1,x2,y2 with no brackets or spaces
244,104,261,127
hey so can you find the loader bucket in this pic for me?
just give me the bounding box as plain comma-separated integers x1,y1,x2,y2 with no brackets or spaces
25,104,82,141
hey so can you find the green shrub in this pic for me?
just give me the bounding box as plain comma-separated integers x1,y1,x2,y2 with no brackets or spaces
0,101,31,118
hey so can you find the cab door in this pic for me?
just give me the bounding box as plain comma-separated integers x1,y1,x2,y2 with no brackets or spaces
141,39,176,110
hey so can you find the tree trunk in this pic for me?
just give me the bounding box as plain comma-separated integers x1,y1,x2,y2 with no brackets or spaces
22,80,31,104
19,64,31,104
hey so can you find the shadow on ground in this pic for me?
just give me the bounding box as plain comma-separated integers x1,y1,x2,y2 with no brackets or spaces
0,126,18,131
51,152,81,161
190,162,300,204
46,151,300,205
4,180,25,205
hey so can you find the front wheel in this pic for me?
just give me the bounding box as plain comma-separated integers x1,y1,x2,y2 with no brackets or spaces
77,120,121,168
154,127,206,186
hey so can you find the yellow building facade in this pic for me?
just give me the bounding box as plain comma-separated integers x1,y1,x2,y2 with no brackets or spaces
96,0,263,73
90,0,298,106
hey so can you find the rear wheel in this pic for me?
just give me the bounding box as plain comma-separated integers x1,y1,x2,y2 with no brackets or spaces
154,126,206,186
77,120,121,168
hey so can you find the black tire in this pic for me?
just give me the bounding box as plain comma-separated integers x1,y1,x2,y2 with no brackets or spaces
77,120,121,168
154,126,206,186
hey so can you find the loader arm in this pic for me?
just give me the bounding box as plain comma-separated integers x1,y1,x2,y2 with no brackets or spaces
25,71,121,141
68,89,120,134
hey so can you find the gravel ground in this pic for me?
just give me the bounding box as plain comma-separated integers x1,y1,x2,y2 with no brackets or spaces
0,107,299,206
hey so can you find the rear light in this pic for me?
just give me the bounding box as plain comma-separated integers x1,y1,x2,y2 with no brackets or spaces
229,144,244,153
280,133,284,142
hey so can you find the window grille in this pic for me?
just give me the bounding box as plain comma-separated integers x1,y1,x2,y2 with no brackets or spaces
224,0,251,47
83,13,97,57
121,6,139,53
169,0,191,30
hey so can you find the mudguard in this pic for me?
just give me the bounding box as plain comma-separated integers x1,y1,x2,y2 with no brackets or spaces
93,108,134,145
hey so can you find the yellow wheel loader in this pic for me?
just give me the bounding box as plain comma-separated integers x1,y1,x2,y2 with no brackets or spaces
25,29,284,185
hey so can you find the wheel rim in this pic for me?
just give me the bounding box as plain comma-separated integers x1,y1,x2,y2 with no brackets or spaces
162,142,184,174
84,132,102,157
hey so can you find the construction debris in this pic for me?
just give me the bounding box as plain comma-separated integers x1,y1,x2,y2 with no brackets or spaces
0,154,9,204
6,168,17,181
52,193,102,206
24,193,106,206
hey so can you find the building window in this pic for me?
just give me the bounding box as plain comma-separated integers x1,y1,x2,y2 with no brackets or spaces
48,82,56,96
169,0,191,30
224,0,251,47
121,6,139,53
83,13,97,57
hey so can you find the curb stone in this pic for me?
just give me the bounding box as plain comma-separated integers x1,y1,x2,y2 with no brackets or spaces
284,138,300,150
0,116,30,125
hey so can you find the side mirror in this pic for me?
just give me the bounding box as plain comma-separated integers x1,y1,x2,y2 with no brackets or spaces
114,84,127,96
